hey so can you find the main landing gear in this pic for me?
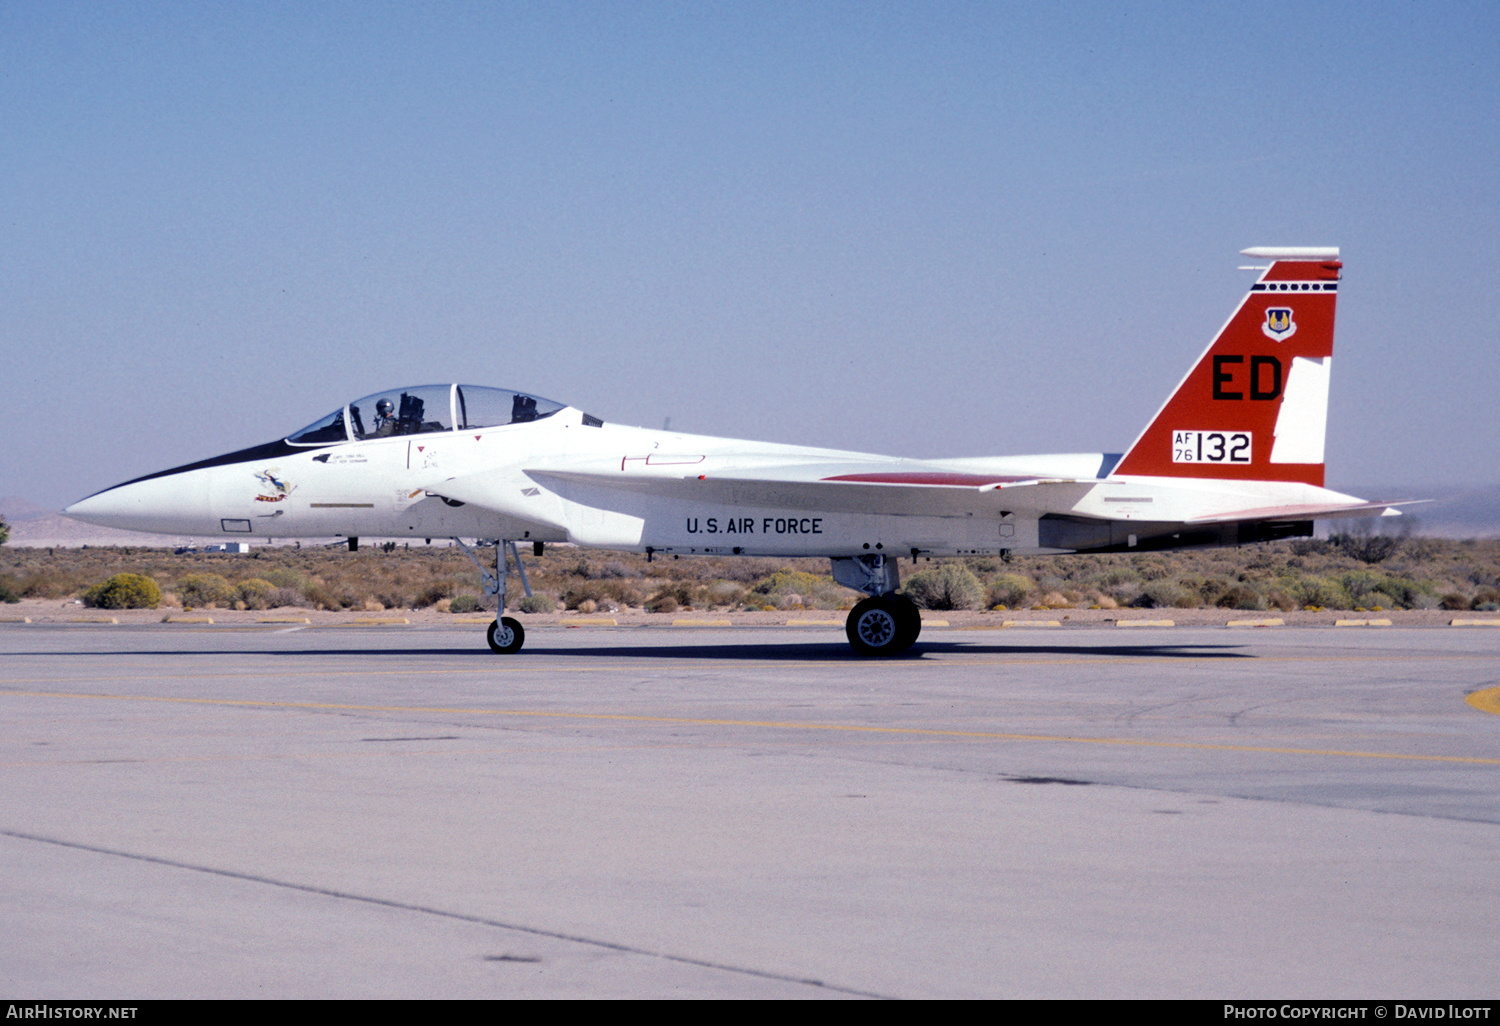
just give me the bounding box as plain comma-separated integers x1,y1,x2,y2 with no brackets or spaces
456,537,535,655
845,594,922,657
832,554,921,657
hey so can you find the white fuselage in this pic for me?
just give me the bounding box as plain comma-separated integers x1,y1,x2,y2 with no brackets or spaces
64,405,1352,557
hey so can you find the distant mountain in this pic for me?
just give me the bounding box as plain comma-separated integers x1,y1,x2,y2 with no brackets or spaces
0,496,53,518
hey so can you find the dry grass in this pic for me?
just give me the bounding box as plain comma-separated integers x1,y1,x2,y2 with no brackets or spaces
2,537,1497,613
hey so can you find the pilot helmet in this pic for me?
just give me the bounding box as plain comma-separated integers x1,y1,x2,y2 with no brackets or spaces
376,398,394,417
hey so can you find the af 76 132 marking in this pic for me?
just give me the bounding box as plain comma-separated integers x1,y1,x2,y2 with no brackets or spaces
1173,431,1252,464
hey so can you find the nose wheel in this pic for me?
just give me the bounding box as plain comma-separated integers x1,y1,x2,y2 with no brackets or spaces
487,616,525,654
845,595,921,656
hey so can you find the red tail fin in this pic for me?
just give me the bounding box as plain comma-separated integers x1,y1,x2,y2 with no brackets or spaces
1111,247,1341,486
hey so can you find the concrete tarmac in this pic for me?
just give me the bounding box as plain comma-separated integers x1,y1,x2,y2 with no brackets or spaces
2,621,1498,998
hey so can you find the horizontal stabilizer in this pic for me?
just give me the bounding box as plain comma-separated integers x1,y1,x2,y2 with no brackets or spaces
1185,499,1427,525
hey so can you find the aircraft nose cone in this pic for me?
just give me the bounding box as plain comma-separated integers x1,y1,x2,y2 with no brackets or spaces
63,471,214,534
62,490,131,527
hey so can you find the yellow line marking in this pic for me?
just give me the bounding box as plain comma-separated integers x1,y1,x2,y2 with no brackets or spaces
6,688,1499,766
1452,619,1500,627
1466,687,1500,716
1227,618,1284,628
1115,619,1174,627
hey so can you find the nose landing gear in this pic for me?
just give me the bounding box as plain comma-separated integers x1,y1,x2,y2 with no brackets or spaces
487,616,525,654
455,536,534,654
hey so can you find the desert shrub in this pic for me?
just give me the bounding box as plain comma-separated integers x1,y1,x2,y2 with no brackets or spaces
751,570,823,597
449,594,482,614
904,563,984,610
1132,580,1193,608
271,586,307,608
415,580,458,607
649,582,701,608
1373,575,1433,609
1263,587,1297,611
177,572,235,608
567,558,640,580
1136,559,1172,581
1331,531,1401,564
646,593,678,614
986,573,1035,609
82,573,162,609
704,580,747,607
749,569,852,610
1337,570,1430,609
563,579,645,610
260,567,308,589
18,570,77,599
1294,576,1353,610
301,582,343,610
236,578,276,610
518,593,555,614
1214,583,1265,611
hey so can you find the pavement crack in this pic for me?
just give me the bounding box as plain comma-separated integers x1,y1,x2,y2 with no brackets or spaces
0,827,892,999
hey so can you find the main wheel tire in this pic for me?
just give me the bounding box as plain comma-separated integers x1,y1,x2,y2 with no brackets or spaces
846,596,916,657
487,616,525,654
894,595,922,650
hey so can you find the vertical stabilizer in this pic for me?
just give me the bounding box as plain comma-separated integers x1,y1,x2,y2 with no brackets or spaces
1111,248,1341,486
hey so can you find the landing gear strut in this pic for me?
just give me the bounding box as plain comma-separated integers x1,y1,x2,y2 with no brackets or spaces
831,554,921,657
455,537,532,655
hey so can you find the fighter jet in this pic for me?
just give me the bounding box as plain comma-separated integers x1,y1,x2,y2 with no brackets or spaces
65,247,1406,655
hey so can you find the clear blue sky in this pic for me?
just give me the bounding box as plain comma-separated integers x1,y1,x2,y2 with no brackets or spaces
4,1,1496,509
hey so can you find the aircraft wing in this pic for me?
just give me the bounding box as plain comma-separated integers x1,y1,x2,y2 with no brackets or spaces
529,467,1099,517
426,460,1099,519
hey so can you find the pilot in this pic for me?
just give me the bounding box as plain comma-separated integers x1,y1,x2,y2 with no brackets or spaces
373,398,398,436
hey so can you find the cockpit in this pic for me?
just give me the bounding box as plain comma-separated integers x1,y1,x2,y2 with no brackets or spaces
286,384,568,446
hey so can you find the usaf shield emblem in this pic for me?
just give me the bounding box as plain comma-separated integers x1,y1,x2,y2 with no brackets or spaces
1262,306,1297,342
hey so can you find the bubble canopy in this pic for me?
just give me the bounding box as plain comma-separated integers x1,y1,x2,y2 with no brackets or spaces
286,385,566,446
